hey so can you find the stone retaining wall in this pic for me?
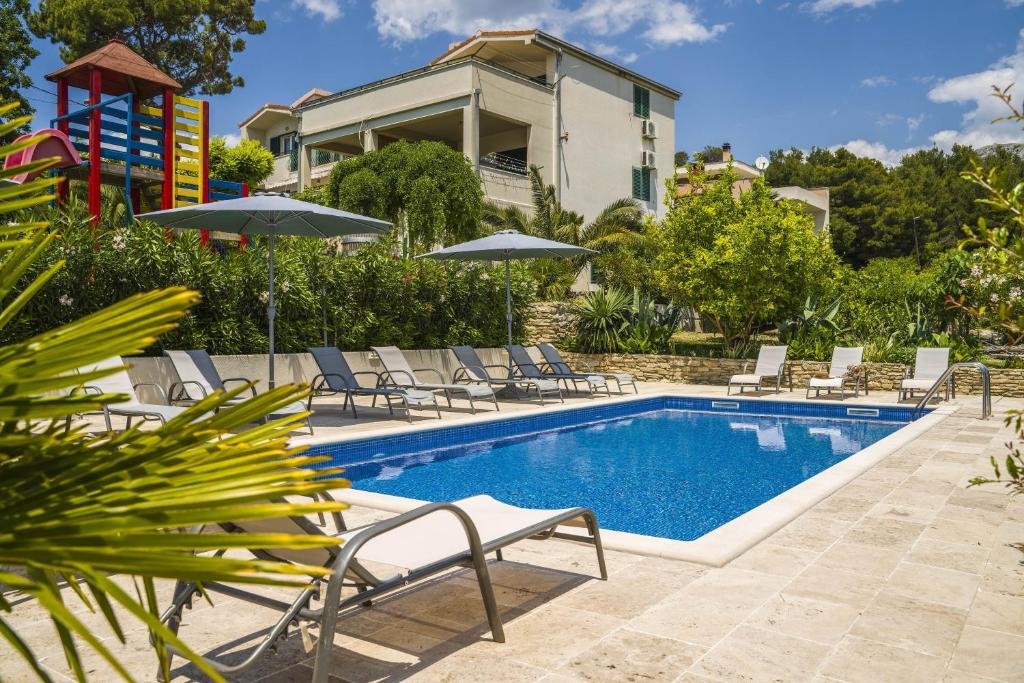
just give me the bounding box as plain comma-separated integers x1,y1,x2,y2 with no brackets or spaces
525,302,575,344
561,352,1024,397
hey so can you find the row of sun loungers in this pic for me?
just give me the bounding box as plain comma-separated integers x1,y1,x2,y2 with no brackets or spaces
74,344,636,432
727,344,952,401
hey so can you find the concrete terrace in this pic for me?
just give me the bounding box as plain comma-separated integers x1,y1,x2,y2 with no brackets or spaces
2,383,1023,682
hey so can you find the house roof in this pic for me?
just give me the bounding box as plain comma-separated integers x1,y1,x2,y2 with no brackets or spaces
238,103,292,128
291,88,331,107
46,39,181,98
432,29,681,99
431,30,538,64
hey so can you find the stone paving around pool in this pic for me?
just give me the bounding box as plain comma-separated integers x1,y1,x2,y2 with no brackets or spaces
2,384,1022,682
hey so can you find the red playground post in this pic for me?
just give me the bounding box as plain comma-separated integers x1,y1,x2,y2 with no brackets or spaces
88,67,102,226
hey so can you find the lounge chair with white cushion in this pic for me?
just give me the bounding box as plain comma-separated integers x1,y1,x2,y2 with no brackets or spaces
537,343,637,394
74,356,190,431
727,345,789,395
371,345,499,413
899,347,951,401
308,346,440,421
159,495,607,681
165,349,312,434
450,345,563,404
506,344,609,395
806,346,865,400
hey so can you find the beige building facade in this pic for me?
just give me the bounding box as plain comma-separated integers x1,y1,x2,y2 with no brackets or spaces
239,30,679,225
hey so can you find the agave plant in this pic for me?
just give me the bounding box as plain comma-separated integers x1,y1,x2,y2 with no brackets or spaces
571,288,632,353
777,295,843,343
0,103,347,682
619,298,682,354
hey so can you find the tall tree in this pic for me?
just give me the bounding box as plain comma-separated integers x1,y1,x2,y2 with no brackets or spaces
28,0,266,95
654,169,840,346
765,144,1024,267
0,0,38,140
697,145,724,163
674,150,689,167
326,140,484,255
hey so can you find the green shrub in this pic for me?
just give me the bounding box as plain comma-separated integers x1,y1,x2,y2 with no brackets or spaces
6,207,534,353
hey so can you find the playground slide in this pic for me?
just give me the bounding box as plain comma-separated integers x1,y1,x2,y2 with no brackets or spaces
3,129,82,183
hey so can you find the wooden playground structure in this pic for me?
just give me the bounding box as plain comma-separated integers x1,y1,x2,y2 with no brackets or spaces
7,39,247,243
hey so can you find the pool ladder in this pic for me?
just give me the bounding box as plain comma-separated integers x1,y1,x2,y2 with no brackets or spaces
912,362,992,420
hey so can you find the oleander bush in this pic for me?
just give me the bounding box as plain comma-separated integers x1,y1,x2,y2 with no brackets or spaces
6,201,535,354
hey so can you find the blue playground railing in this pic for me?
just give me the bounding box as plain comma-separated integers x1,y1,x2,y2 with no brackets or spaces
52,93,244,208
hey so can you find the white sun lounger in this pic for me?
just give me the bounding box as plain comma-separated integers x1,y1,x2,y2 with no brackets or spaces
806,346,865,399
165,349,312,434
728,345,789,395
74,356,190,431
899,347,951,401
159,495,606,682
371,345,499,413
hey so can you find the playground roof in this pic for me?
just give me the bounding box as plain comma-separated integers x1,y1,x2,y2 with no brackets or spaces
46,39,181,98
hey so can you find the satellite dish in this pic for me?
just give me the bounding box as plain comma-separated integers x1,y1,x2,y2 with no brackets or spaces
754,156,769,171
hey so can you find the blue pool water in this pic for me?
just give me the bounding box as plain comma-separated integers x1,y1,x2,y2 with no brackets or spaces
312,398,910,541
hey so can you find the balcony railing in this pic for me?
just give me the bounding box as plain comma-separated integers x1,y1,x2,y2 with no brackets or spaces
288,148,344,173
480,152,527,176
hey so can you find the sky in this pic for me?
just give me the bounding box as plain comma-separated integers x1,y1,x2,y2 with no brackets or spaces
22,0,1024,166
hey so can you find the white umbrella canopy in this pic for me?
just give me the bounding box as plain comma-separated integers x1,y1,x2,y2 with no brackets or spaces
419,229,594,357
139,194,392,387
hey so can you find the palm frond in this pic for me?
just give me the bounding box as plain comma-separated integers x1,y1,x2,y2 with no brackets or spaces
0,105,350,683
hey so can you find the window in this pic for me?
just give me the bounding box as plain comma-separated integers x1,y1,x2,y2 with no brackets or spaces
269,132,296,157
589,262,603,285
633,84,650,119
632,167,651,202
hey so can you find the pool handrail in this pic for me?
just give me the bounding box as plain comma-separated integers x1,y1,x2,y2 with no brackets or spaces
912,362,991,420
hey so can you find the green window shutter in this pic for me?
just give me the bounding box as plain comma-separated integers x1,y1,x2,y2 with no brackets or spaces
269,135,280,155
633,84,650,118
633,168,651,202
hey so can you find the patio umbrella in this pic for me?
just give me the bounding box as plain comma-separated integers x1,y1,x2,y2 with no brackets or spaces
419,229,594,362
139,194,391,387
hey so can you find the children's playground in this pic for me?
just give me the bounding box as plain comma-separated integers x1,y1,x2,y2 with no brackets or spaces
4,39,247,243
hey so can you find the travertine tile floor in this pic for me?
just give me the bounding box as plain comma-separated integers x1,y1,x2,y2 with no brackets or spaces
3,385,1022,682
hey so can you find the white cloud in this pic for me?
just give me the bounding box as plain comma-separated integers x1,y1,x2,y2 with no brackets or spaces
220,134,241,148
925,28,1024,149
372,0,727,48
906,113,924,137
860,75,894,87
1006,0,1024,6
293,0,342,21
643,3,728,44
829,139,922,166
591,42,639,64
804,0,891,13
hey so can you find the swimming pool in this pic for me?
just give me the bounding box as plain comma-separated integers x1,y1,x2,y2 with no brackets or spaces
309,396,939,564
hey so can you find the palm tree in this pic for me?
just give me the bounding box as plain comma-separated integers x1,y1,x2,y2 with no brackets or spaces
482,164,649,298
0,104,345,682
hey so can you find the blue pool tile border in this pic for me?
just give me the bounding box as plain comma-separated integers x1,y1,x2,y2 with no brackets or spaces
307,396,926,469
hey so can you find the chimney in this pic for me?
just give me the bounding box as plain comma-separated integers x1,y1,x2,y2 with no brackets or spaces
722,142,732,162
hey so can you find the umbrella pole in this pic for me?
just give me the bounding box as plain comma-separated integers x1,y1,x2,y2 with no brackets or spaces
505,256,514,379
268,230,276,389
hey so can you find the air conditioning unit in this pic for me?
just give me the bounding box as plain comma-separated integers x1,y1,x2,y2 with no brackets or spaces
642,119,658,139
641,150,656,168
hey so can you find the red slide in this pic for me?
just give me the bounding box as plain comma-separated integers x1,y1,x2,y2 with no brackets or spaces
4,129,82,183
